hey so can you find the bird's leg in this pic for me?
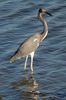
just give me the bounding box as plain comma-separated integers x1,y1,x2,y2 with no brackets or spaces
30,52,34,72
24,55,28,71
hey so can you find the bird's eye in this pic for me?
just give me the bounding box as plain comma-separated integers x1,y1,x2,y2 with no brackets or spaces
39,8,42,13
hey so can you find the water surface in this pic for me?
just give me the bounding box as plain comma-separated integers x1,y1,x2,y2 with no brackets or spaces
0,0,66,100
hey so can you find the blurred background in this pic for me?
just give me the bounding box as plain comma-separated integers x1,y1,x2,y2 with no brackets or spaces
0,0,66,100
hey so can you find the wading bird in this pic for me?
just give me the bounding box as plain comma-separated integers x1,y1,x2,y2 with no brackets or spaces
10,8,52,72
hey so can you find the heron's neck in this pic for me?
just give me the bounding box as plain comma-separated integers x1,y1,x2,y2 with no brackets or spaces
38,13,48,41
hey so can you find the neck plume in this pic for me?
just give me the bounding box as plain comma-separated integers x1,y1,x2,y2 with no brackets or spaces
38,12,48,41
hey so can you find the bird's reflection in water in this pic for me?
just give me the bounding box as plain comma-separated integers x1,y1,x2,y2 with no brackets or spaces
11,72,40,100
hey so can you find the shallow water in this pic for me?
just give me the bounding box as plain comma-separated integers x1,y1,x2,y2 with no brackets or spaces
0,0,66,100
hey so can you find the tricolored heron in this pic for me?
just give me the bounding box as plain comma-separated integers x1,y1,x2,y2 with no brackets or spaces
10,8,52,72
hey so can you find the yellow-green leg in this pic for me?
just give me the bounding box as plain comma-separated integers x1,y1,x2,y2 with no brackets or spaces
24,55,28,71
30,52,34,72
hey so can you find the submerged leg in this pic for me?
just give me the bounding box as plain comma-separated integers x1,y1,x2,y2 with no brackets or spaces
24,55,28,71
30,52,34,72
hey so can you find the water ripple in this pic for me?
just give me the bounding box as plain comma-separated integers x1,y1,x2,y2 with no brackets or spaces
0,0,66,100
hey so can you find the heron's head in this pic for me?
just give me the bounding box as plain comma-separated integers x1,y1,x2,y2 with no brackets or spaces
39,8,52,16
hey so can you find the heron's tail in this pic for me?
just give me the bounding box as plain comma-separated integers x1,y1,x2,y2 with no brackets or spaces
10,55,17,63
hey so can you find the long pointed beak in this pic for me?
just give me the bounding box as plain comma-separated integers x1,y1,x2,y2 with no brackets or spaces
45,11,52,16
